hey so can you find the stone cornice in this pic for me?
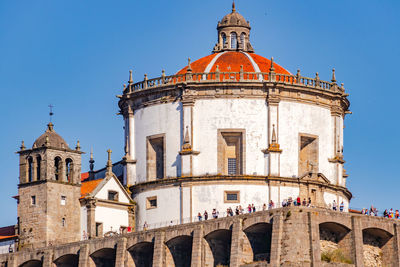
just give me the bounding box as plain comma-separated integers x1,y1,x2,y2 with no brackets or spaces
18,179,81,189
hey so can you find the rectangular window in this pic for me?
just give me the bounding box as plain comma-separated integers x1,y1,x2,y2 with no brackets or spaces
218,130,245,175
146,196,157,209
108,191,119,201
61,196,66,205
31,196,36,205
224,191,240,203
62,218,66,227
299,134,319,175
147,135,165,181
95,222,103,237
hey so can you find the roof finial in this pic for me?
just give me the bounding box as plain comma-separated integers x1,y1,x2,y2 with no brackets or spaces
271,124,277,144
20,140,26,151
232,1,236,12
331,68,336,83
106,149,113,174
128,70,133,85
75,140,81,151
89,147,95,172
270,57,275,72
187,57,192,72
48,104,54,123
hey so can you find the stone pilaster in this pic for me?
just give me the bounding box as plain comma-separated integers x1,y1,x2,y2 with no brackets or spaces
308,212,321,266
270,213,283,267
394,223,400,266
264,93,281,176
32,158,37,182
85,198,96,239
123,104,137,186
128,206,135,232
115,237,128,267
191,226,203,267
351,216,364,267
152,231,166,267
229,218,252,267
42,250,54,267
78,243,90,267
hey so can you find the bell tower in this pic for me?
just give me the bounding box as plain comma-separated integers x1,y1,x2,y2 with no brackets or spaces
17,122,83,249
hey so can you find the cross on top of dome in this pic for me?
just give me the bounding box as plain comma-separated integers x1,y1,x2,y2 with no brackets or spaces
213,2,254,53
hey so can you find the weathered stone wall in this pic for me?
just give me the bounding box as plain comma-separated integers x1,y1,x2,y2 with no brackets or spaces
1,207,400,267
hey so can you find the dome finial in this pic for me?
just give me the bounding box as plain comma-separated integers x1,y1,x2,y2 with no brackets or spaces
331,68,336,83
128,70,133,85
232,1,236,13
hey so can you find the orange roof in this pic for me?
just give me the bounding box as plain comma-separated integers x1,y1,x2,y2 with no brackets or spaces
0,226,16,241
81,172,89,182
0,235,17,241
81,179,103,198
177,51,290,75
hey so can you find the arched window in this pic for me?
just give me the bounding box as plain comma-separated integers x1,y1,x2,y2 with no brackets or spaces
231,32,237,49
240,33,246,49
36,155,41,180
221,33,227,47
27,157,33,182
66,158,73,182
54,157,61,181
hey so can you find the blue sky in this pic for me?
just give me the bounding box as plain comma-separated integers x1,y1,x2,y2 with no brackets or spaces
0,0,399,226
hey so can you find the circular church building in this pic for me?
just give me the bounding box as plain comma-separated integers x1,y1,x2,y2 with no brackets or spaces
118,4,351,229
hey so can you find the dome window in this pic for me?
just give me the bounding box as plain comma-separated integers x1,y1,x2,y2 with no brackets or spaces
231,32,237,49
240,33,246,49
221,33,227,47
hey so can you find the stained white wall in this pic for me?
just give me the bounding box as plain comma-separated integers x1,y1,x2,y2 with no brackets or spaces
96,178,130,203
134,102,182,183
95,206,129,233
193,98,268,176
279,101,335,182
324,192,349,212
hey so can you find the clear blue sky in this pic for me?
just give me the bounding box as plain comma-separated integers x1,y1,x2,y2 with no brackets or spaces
0,0,399,226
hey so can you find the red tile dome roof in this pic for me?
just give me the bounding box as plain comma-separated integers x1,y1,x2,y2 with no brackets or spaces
177,51,291,75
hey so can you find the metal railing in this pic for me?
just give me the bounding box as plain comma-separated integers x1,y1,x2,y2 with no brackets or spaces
125,71,337,94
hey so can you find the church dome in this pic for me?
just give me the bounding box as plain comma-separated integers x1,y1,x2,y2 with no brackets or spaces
218,3,250,29
33,123,69,149
176,51,291,75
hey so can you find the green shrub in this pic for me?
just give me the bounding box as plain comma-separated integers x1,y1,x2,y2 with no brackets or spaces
321,249,353,264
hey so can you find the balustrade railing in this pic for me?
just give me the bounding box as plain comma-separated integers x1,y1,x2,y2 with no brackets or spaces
125,71,335,94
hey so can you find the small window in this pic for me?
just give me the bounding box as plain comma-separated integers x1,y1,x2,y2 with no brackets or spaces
108,191,119,201
96,222,103,237
62,218,66,227
224,191,240,203
231,32,237,49
146,196,157,209
61,196,66,205
31,196,36,205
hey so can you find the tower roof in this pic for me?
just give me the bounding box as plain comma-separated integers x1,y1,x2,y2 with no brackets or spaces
177,51,291,75
32,123,69,149
218,2,250,29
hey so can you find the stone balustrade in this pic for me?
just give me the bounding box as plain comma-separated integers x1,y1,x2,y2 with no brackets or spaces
126,71,335,94
2,206,399,267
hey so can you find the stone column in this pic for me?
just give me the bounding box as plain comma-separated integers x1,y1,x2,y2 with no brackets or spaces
152,231,166,267
115,237,129,267
308,212,321,266
264,93,281,176
32,158,37,182
329,106,345,186
85,199,96,239
191,225,203,267
122,104,137,186
270,213,283,267
351,216,364,267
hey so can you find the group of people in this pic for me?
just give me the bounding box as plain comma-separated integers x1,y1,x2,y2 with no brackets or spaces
281,196,312,207
361,205,399,218
331,200,345,212
197,203,264,221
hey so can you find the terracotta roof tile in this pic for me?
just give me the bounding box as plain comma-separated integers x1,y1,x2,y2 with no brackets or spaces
80,179,103,198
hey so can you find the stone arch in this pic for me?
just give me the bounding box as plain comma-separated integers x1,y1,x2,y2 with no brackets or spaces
204,229,232,266
128,242,154,267
53,254,78,267
65,158,73,182
165,235,193,267
54,156,62,181
243,222,272,262
319,222,352,263
19,260,42,267
27,156,33,182
36,155,42,180
362,227,394,267
90,248,116,267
